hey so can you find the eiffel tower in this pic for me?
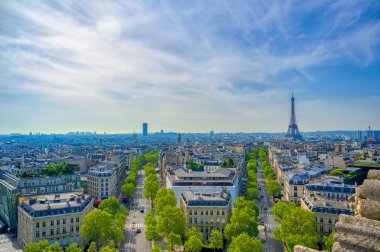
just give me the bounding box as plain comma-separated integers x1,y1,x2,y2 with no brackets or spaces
285,93,303,141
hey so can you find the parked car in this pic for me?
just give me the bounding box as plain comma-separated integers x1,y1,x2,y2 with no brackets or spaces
136,228,141,233
140,209,144,213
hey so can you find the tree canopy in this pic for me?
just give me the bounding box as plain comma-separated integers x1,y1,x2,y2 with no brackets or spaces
228,233,263,252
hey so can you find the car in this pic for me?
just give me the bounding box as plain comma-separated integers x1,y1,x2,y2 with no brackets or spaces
136,228,141,233
263,207,268,211
258,185,262,190
260,195,264,198
140,209,144,213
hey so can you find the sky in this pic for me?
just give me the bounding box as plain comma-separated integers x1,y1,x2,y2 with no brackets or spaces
0,0,379,134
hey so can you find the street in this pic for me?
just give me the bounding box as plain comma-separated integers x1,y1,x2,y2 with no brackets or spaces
121,169,151,252
257,162,284,252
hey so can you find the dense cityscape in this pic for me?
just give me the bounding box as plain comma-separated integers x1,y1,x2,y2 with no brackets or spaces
0,95,379,252
1,1,380,252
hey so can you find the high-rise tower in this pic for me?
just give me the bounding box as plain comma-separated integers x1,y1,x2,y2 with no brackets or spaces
285,93,303,141
142,123,148,137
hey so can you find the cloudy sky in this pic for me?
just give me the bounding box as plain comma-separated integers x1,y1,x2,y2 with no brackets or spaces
1,1,379,134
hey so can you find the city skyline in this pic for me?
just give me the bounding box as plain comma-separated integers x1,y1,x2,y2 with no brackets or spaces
1,1,379,134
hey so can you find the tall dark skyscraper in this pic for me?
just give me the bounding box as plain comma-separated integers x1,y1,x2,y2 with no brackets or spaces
143,122,148,137
285,93,303,141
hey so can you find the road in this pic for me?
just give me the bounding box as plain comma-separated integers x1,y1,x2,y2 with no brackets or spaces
121,169,151,252
257,161,284,252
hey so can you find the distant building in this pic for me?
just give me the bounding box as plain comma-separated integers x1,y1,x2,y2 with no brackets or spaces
143,123,148,137
180,190,231,241
86,162,117,200
17,193,93,247
357,130,363,141
284,169,309,205
166,167,239,209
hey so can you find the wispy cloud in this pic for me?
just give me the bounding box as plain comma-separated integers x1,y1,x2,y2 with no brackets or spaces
0,0,379,133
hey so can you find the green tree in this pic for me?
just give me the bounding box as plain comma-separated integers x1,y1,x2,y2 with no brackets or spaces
266,180,281,196
80,209,113,249
186,227,203,241
144,163,157,177
98,197,128,217
99,241,118,252
324,232,335,252
151,245,163,252
234,197,259,216
273,201,296,223
209,229,223,252
130,159,142,171
145,211,163,242
329,169,344,176
246,187,259,200
121,183,136,198
138,154,147,165
155,188,177,213
143,174,160,205
66,243,84,252
228,233,263,252
87,242,98,252
167,232,182,252
25,240,64,252
273,205,319,251
184,235,204,252
157,205,186,237
225,206,258,240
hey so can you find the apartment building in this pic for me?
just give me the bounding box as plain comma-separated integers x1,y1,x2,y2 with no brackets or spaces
86,162,117,200
17,193,93,247
180,190,231,241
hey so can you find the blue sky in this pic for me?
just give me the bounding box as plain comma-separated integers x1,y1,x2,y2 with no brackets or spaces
0,0,379,134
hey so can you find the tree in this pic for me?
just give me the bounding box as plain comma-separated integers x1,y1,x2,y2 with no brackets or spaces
273,205,319,251
121,183,136,198
143,174,160,204
186,227,203,241
266,180,281,196
144,163,157,177
157,206,186,237
98,197,128,217
167,232,182,252
130,159,142,171
273,201,296,223
25,240,64,252
138,154,147,165
234,197,259,216
66,243,84,252
99,241,118,252
155,188,177,213
209,229,223,252
246,187,259,200
87,242,97,252
225,206,258,240
324,232,335,252
228,233,263,252
80,209,113,249
151,245,164,252
145,211,162,242
184,235,204,252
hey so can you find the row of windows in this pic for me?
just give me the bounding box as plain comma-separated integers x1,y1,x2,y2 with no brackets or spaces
318,218,338,224
36,217,80,228
189,218,226,224
319,225,334,233
189,210,225,216
35,226,80,237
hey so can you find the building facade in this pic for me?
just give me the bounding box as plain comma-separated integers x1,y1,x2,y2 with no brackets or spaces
180,190,231,241
86,162,117,200
17,193,93,247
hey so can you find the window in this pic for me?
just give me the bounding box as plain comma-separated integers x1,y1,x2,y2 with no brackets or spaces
36,222,40,228
76,226,80,232
63,219,66,224
320,218,323,223
189,210,192,215
57,228,60,234
194,210,197,215
194,218,197,224
205,210,208,215
71,226,74,232
328,219,332,224
71,218,74,223
63,227,66,234
42,221,46,227
221,211,225,216
56,220,60,225
201,210,204,215
76,217,80,223
294,186,297,191
189,218,192,224
50,229,54,236
51,220,54,226
35,231,40,238
320,226,324,232
210,210,213,215
294,192,298,197
42,231,46,237
217,211,220,216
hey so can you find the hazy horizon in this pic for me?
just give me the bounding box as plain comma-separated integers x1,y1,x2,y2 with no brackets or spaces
1,1,379,134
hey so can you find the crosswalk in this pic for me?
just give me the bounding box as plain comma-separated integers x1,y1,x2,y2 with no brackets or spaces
262,213,274,217
127,223,146,229
264,223,278,229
